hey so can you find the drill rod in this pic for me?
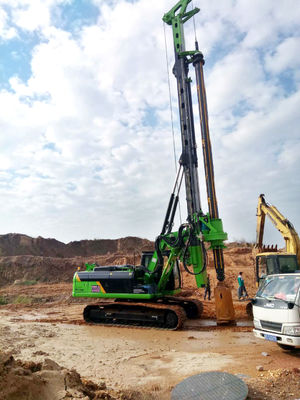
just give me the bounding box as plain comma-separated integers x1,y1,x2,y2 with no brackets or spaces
193,51,225,282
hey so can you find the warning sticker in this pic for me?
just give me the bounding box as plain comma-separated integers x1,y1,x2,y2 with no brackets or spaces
92,285,100,293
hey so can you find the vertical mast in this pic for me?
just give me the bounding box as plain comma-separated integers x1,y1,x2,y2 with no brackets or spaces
163,0,227,282
163,0,201,219
163,1,235,324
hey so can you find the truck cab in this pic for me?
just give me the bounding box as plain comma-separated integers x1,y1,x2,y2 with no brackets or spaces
253,273,300,350
256,253,299,284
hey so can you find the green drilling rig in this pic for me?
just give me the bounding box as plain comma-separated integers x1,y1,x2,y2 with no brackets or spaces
72,0,235,329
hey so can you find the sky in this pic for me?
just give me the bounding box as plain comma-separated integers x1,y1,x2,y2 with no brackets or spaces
0,0,300,247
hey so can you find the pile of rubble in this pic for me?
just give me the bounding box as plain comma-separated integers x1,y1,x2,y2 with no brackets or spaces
0,352,160,400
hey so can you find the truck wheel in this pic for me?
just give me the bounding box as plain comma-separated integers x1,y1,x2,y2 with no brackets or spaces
277,343,296,351
246,302,253,318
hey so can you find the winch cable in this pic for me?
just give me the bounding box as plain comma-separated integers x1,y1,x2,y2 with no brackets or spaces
192,0,198,44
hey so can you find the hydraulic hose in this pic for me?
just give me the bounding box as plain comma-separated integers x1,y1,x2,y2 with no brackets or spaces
153,222,207,276
152,223,190,274
182,234,207,276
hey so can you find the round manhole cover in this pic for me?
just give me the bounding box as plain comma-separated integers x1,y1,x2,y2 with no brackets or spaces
171,371,248,400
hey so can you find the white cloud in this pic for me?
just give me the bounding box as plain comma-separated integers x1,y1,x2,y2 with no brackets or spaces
0,0,71,40
0,8,17,39
0,0,299,247
12,1,51,31
265,37,300,74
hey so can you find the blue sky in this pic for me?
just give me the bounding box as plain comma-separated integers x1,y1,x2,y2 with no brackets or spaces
0,0,99,85
0,0,300,249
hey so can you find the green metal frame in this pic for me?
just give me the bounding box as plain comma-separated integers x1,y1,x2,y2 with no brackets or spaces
163,0,199,56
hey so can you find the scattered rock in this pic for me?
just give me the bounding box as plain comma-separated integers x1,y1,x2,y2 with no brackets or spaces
261,352,269,357
98,381,107,390
46,332,56,338
64,368,82,389
235,373,251,380
0,352,14,368
41,358,62,371
32,350,49,356
256,365,264,371
22,360,42,373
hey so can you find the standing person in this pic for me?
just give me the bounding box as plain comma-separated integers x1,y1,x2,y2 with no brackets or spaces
204,274,211,300
237,271,248,300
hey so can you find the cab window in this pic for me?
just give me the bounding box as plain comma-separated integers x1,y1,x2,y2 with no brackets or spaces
278,256,297,273
266,258,276,275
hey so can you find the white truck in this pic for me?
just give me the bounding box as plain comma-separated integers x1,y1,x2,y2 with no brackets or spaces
253,273,300,350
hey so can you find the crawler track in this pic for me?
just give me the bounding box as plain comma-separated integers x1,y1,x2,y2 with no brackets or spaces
161,297,203,319
83,298,202,330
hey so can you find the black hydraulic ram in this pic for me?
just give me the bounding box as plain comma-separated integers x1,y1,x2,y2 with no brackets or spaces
161,166,184,235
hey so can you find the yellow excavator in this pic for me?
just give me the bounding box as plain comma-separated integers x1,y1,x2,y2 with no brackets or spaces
255,194,300,284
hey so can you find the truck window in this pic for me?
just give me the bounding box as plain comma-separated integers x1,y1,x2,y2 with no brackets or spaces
266,258,276,275
278,256,298,273
259,257,267,277
257,275,300,302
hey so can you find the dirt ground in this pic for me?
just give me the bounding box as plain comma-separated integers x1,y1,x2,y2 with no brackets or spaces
0,282,300,400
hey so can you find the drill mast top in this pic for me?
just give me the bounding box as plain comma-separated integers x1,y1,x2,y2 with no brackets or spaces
163,0,199,55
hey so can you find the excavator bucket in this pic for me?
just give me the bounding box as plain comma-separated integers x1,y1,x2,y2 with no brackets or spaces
214,282,236,325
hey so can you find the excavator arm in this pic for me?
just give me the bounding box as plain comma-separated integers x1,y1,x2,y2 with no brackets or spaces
256,194,300,263
255,194,300,283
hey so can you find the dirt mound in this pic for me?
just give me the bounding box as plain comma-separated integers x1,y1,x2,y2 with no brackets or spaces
0,247,157,287
246,368,300,399
0,352,106,400
0,254,137,287
0,351,162,400
0,235,154,287
0,234,153,258
0,234,67,258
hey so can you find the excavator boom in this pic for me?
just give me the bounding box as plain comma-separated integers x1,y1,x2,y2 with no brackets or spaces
256,194,300,263
255,194,300,282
